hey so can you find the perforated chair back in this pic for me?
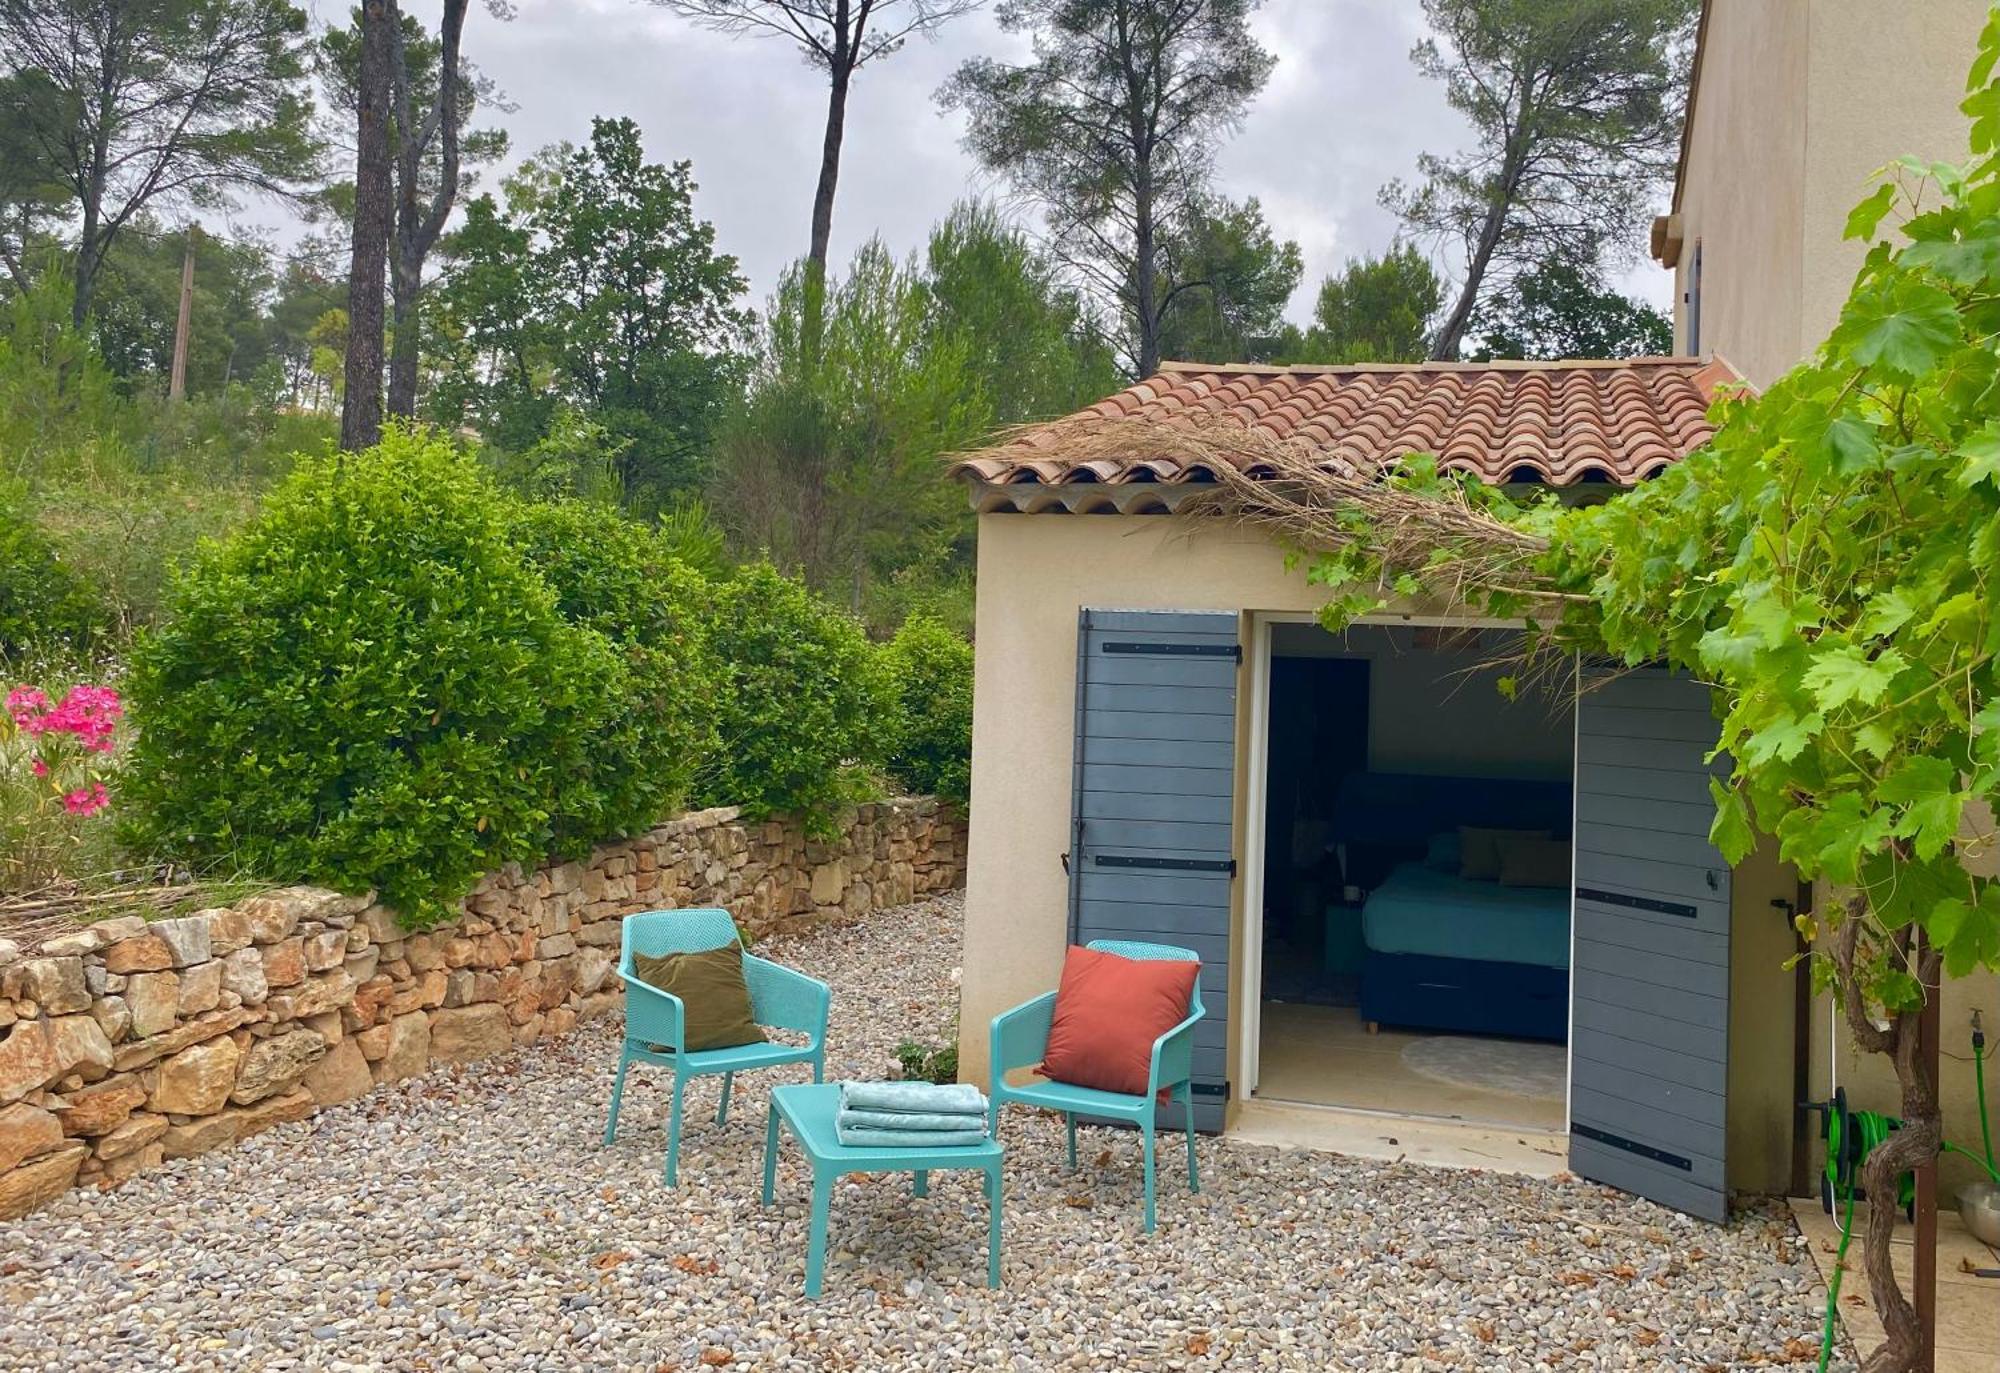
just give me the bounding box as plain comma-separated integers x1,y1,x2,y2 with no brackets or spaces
622,908,740,964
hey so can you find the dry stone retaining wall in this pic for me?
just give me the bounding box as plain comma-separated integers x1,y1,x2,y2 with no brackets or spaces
0,798,963,1219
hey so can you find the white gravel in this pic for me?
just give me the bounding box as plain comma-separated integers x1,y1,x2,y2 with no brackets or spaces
1,892,1840,1371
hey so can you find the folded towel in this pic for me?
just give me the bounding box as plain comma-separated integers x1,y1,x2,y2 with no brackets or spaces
839,1080,988,1115
836,1123,989,1149
837,1106,987,1133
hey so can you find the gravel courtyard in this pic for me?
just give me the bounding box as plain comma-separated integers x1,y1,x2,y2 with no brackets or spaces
2,892,1839,1372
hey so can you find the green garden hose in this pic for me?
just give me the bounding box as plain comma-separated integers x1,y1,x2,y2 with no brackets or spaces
1817,1181,1857,1373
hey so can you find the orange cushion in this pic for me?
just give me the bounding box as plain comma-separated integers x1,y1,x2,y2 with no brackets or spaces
1041,945,1199,1097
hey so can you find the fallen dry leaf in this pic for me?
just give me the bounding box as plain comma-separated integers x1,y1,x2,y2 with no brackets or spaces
593,1250,633,1271
1558,1271,1597,1288
1780,1336,1819,1363
1633,1328,1661,1347
600,1187,618,1203
1062,1194,1094,1209
699,1349,734,1367
1609,1263,1637,1280
1185,1333,1211,1355
1095,1149,1114,1167
673,1255,719,1276
1474,1322,1496,1344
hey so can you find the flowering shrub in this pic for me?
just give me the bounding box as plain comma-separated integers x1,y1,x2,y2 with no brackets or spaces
1,682,122,887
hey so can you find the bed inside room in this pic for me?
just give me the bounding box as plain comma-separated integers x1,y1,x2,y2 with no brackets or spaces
1255,622,1576,1132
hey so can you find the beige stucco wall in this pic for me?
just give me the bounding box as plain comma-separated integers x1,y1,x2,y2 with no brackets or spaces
1798,1,1986,360
1668,0,1810,386
1668,0,1988,389
959,512,1800,1195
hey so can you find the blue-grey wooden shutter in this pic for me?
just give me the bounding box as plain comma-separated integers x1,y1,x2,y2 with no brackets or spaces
1070,608,1238,1132
1569,667,1732,1222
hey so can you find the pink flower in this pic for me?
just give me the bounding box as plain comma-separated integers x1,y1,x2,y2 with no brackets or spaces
30,758,48,778
62,782,110,817
6,686,48,729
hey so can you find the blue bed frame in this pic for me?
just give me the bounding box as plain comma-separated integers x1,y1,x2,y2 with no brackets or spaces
1332,772,1573,1043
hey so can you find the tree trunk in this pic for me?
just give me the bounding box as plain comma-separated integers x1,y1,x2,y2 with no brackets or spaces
1831,905,1942,1373
342,0,396,451
387,262,421,417
801,52,854,366
385,0,470,418
1430,195,1507,361
1132,165,1159,377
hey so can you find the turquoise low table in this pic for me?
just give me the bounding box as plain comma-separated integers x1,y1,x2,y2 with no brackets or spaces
761,1082,1003,1298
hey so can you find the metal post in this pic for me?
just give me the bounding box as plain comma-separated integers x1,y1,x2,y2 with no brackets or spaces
168,225,197,401
1914,931,1940,1373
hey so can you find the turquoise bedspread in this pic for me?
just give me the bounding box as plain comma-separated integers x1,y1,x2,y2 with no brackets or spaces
1361,862,1570,970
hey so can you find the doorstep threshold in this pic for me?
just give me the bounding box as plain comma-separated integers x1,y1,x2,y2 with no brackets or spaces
1227,1096,1569,1178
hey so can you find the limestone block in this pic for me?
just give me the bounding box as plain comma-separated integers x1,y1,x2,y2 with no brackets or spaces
221,948,267,1006
18,958,87,1015
302,1037,372,1106
203,908,253,956
151,916,212,968
428,1003,510,1064
93,1111,166,1161
147,1036,241,1115
176,960,222,1017
0,1140,85,1219
124,971,180,1037
260,937,305,989
230,1029,325,1105
54,1076,145,1138
369,1011,429,1083
302,929,347,973
0,1101,63,1171
102,935,173,975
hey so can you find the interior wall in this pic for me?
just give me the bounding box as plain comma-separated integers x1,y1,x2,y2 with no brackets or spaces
1271,623,1573,781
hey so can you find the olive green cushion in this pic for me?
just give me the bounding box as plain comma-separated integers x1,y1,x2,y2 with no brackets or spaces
633,945,767,1050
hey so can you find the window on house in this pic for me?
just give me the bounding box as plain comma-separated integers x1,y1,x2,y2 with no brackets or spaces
1685,240,1704,355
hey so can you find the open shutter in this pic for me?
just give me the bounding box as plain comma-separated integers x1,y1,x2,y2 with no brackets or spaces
1569,667,1732,1222
1070,608,1238,1131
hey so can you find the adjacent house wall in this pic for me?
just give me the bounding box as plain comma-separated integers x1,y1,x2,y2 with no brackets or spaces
960,512,1797,1193
1668,0,1988,389
1798,2,1985,359
1668,0,1810,386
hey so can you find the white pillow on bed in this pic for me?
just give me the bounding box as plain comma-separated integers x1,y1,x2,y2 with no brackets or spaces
1423,831,1462,872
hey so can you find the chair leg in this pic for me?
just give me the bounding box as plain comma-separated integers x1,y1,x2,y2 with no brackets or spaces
716,1071,734,1126
1181,1082,1200,1195
1141,1117,1158,1234
761,1105,781,1205
603,1048,632,1146
664,1071,687,1187
811,1050,825,1085
806,1171,833,1299
913,1169,929,1198
1065,1112,1077,1170
985,1162,1003,1289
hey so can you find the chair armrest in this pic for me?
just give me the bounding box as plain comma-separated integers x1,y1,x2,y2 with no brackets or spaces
990,990,1058,1081
617,971,685,1051
741,954,831,1040
1147,1009,1203,1097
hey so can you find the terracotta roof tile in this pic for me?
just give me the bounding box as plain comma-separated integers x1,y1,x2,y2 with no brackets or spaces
951,357,1743,491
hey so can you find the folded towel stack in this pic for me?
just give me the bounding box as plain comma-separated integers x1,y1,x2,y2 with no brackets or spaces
836,1080,990,1148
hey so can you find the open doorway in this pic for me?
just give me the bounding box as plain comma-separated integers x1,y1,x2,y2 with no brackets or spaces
1254,621,1575,1132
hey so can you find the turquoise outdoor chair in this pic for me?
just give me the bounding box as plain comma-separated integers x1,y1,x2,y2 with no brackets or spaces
987,939,1203,1232
603,908,830,1186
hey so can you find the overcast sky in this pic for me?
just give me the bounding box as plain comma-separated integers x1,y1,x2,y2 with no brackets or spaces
296,0,1675,325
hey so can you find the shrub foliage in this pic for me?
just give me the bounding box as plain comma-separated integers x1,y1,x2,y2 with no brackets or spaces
698,562,891,833
122,428,624,925
0,487,108,658
508,499,722,850
879,614,972,804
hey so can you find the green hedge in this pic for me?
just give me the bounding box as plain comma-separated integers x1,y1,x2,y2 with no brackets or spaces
121,428,625,926
0,486,108,657
698,562,893,834
879,614,972,805
508,499,721,852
